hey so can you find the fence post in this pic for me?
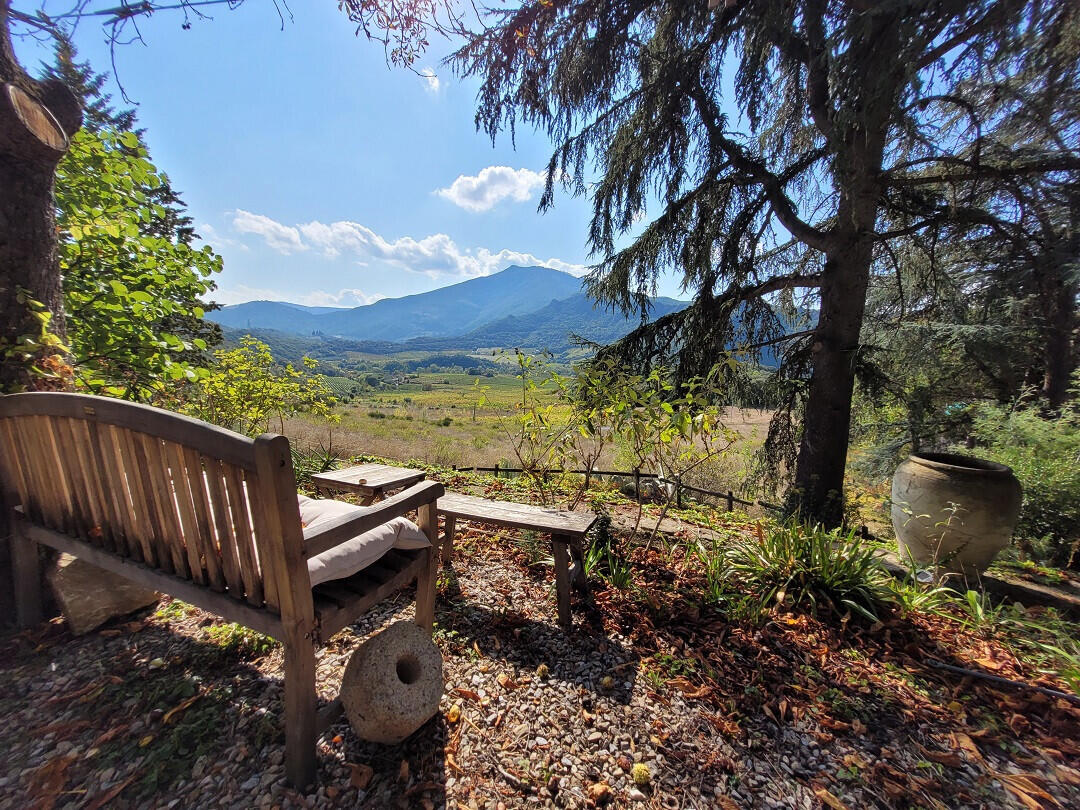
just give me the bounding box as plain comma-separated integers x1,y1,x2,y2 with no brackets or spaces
494,462,499,479
634,468,641,500
726,490,734,512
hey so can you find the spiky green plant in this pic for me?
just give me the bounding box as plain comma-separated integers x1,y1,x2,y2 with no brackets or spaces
723,522,895,621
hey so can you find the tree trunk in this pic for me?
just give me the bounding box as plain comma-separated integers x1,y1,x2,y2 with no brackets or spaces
1040,266,1077,410
0,3,81,627
790,234,873,528
0,3,81,392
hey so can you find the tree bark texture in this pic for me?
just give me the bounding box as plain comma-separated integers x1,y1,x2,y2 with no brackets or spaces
0,2,81,392
1040,264,1078,410
0,2,80,625
791,234,873,527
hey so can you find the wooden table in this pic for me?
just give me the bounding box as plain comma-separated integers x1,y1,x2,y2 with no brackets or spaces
311,463,427,505
437,492,598,628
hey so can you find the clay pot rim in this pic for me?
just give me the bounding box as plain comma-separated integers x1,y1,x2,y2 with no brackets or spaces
908,451,1013,476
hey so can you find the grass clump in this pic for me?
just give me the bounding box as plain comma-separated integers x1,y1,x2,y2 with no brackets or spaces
204,623,278,658
715,521,894,621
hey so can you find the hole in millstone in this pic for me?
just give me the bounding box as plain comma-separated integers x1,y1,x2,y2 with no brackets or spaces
396,654,421,685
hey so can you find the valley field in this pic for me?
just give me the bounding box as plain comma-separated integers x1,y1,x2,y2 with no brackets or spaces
281,372,773,493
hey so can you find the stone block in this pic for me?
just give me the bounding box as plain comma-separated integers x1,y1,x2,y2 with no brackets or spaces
47,553,159,635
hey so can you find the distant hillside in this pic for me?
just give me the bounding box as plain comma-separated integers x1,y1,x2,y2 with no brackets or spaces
446,293,686,353
210,265,584,341
211,301,326,333
281,303,346,315
221,292,687,362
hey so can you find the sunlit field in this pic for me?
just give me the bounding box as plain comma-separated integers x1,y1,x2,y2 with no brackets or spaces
281,373,773,493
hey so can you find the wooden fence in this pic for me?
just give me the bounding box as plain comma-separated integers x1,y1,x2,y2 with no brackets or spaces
448,464,877,541
451,463,785,513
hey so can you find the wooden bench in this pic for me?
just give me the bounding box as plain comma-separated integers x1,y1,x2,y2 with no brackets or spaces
0,392,443,788
437,492,597,628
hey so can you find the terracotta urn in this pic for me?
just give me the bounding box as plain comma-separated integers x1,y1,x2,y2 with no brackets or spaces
891,452,1022,579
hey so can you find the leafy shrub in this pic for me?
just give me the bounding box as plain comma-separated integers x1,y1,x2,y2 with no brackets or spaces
717,522,894,621
186,337,337,435
368,410,387,419
968,398,1080,568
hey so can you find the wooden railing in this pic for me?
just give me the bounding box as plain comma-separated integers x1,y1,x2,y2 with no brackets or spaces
451,463,784,513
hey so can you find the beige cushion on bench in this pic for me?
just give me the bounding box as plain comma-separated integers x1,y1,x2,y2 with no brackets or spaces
299,495,430,587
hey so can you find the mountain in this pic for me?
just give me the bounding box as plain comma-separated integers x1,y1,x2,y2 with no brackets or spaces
210,265,584,341
221,292,688,364
281,303,346,315
210,300,327,333
446,293,686,353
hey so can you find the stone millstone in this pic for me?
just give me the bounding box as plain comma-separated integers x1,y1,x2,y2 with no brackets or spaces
47,553,159,635
340,620,444,744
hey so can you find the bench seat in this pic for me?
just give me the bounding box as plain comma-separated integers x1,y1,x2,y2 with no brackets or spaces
436,492,597,627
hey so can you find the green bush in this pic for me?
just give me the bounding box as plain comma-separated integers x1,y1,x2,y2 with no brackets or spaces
968,398,1080,568
714,522,894,621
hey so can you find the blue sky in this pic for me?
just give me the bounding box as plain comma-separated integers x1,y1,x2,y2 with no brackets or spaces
16,2,687,308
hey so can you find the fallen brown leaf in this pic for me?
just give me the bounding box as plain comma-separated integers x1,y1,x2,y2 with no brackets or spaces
813,785,849,810
162,693,202,724
348,762,374,789
587,781,614,805
90,723,130,747
83,772,138,810
919,747,965,768
995,773,1062,810
26,755,75,810
950,732,984,764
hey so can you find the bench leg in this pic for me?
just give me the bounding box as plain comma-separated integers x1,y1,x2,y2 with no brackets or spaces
552,534,572,629
415,504,438,632
441,515,456,567
283,636,317,789
11,515,42,628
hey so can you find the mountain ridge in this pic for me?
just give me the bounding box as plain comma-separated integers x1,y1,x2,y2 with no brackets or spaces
210,265,587,342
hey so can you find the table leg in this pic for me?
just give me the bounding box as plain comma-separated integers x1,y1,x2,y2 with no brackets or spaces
569,536,588,593
442,515,456,567
552,534,572,629
357,492,376,506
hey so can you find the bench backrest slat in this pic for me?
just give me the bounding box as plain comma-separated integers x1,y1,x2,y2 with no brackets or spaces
0,393,304,614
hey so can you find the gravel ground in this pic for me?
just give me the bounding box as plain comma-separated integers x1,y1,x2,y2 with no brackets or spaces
2,515,1079,809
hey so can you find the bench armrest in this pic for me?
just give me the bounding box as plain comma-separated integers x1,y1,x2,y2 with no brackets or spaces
303,480,444,559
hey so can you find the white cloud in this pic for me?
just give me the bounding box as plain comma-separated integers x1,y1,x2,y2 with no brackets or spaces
301,288,385,308
229,210,587,278
212,284,384,308
435,166,547,213
231,210,306,254
194,222,250,252
419,67,441,94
